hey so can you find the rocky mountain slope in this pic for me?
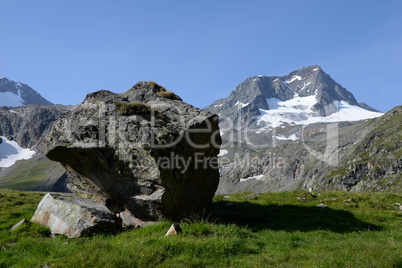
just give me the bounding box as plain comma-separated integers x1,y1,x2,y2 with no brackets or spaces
0,76,53,106
217,105,401,194
205,66,399,193
0,105,70,149
0,77,71,191
0,105,71,191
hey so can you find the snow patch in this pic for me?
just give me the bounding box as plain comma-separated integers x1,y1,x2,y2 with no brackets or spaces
313,68,319,71
240,174,264,182
300,81,311,91
8,110,18,114
235,101,250,108
15,82,23,89
275,134,299,141
0,91,24,107
214,103,224,107
0,136,36,168
257,96,383,129
304,101,384,124
285,75,303,83
259,95,317,128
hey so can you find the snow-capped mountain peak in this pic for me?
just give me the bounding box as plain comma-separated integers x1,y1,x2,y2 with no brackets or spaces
0,76,53,107
204,65,383,131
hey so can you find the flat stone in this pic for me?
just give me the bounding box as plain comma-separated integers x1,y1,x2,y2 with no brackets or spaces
119,209,155,228
31,193,120,238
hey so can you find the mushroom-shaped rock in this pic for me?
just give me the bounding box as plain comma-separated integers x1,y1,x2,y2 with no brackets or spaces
43,82,221,220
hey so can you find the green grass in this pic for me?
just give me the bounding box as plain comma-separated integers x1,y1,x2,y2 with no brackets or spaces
115,102,153,116
0,190,401,267
0,160,57,191
157,90,182,101
148,81,166,92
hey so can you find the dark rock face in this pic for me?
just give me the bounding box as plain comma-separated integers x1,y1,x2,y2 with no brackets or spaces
216,106,402,194
0,105,72,189
44,82,221,220
0,105,71,149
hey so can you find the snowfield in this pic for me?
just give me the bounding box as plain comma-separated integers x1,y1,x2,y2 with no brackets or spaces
0,136,36,168
257,96,383,129
0,91,24,107
239,174,264,182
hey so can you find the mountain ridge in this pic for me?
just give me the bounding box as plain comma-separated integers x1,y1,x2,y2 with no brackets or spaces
205,66,382,129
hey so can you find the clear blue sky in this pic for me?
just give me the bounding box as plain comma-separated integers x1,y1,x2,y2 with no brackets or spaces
1,0,401,112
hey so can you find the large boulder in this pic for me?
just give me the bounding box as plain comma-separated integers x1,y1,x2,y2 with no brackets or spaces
43,82,221,220
31,193,120,238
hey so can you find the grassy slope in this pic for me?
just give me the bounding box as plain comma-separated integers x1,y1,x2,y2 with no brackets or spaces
0,156,62,191
326,105,402,191
0,190,401,267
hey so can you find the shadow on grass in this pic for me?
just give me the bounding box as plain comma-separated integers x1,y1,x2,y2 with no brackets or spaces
212,201,382,233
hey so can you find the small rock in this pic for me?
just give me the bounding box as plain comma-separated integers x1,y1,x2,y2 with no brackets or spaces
165,223,182,236
119,209,155,228
395,203,402,210
10,219,26,231
297,197,307,202
223,196,231,199
345,198,356,203
316,203,328,209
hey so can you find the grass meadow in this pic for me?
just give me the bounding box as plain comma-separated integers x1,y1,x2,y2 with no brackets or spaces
0,190,401,267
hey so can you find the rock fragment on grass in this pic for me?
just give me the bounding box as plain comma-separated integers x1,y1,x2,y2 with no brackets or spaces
165,223,182,236
10,218,26,230
31,193,121,238
119,209,155,228
316,203,328,209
